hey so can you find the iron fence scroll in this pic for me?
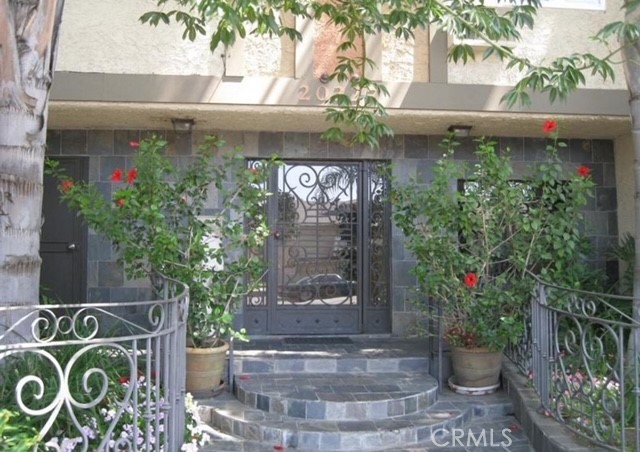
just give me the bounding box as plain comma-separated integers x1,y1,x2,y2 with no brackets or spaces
0,278,188,451
507,279,640,451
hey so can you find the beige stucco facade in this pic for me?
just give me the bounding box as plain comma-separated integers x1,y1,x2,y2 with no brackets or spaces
59,0,627,89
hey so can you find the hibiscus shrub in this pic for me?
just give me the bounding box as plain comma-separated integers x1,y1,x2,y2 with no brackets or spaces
47,136,278,347
392,121,595,350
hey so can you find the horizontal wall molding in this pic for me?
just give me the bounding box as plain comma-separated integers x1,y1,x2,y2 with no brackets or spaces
52,72,630,116
49,72,631,138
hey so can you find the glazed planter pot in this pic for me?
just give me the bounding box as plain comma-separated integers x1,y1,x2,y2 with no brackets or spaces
450,346,503,388
185,341,229,393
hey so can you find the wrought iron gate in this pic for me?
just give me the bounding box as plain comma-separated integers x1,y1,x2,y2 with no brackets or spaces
245,161,391,335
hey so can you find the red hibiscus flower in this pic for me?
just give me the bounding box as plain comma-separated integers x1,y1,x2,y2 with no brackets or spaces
127,168,138,184
111,168,123,182
543,120,557,134
129,140,140,149
577,165,591,177
60,179,74,192
464,272,478,288
116,198,125,207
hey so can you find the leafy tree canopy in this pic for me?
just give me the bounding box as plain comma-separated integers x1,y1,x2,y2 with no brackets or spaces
142,0,640,147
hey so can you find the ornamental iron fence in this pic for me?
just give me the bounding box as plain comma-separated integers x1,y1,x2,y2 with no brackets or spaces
0,278,188,451
507,280,640,451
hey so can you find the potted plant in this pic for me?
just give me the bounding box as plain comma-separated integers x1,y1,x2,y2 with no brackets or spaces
48,136,276,393
392,121,594,388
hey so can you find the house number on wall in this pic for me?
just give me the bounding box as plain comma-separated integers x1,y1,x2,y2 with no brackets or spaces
297,84,361,104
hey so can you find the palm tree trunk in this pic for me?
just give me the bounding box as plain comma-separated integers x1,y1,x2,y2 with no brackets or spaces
0,0,65,339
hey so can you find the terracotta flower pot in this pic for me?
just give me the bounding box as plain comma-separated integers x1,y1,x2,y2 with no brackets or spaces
450,346,503,388
185,341,229,394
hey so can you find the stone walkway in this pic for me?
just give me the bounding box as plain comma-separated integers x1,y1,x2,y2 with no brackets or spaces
196,337,536,451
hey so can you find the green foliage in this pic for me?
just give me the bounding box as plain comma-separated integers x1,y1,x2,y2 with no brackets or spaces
392,126,595,350
47,136,279,347
0,346,129,446
0,345,208,449
139,0,540,147
0,410,38,452
141,0,637,148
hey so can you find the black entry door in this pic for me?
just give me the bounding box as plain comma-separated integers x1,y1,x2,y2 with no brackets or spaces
40,158,88,303
245,161,391,335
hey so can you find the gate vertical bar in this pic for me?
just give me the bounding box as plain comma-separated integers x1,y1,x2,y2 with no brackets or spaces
634,326,640,452
174,287,187,451
531,284,540,400
619,325,627,450
359,162,368,332
540,282,552,409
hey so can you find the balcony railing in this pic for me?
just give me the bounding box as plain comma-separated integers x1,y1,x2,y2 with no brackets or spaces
507,279,640,451
0,278,188,451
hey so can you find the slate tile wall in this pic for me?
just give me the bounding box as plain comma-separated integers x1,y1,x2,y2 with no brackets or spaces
46,129,618,336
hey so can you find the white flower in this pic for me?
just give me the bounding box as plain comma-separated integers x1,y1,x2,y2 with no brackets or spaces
82,425,96,440
181,442,198,452
45,437,59,448
199,433,211,445
61,437,81,452
104,408,116,421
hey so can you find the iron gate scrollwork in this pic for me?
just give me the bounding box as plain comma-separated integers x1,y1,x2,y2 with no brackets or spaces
244,160,391,335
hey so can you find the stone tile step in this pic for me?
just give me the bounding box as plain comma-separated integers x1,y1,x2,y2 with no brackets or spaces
234,372,438,420
393,416,536,451
234,356,429,375
231,338,431,375
199,425,535,452
197,389,518,451
198,394,471,451
198,439,280,452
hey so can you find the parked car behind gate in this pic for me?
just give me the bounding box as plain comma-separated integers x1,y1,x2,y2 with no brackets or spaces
281,274,354,302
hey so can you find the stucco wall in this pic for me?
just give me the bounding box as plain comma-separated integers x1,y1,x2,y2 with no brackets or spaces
447,3,626,88
57,0,225,76
57,0,626,89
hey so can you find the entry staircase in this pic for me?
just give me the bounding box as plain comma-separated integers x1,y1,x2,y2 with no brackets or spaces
196,338,529,451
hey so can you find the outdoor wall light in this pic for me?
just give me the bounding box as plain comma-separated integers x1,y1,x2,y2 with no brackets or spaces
171,118,195,133
447,125,472,137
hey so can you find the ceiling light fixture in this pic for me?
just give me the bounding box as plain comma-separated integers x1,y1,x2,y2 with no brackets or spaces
447,125,472,137
172,118,195,133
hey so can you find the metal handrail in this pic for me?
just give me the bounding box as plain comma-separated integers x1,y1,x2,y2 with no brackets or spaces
0,277,188,451
507,278,640,451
